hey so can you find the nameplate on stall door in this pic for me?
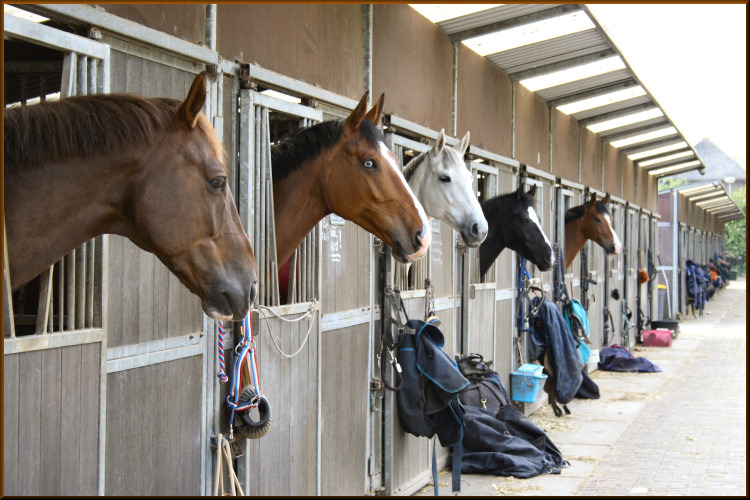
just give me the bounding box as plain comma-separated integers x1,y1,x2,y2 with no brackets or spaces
329,214,346,226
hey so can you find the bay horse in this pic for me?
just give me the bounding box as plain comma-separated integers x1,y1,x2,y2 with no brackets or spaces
402,129,487,247
479,184,555,278
563,193,622,270
4,72,258,322
273,93,430,272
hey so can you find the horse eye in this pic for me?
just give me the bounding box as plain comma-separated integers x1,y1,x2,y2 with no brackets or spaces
594,217,601,223
439,175,451,183
210,176,226,191
362,159,377,169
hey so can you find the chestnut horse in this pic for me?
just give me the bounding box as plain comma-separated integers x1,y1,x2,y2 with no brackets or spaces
479,184,555,277
273,93,430,270
4,72,258,322
563,193,622,270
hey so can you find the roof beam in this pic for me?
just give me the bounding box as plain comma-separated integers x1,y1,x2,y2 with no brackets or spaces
547,78,638,108
643,156,699,172
619,135,683,156
603,121,672,143
509,49,617,80
578,102,659,126
652,164,705,178
634,147,693,166
448,4,582,43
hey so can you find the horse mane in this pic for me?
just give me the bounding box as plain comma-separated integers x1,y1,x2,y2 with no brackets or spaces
403,152,427,182
271,117,384,182
564,200,610,224
3,94,222,169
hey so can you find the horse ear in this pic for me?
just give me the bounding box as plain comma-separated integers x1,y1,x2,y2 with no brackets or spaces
364,93,384,126
178,71,207,129
434,129,446,154
602,193,611,204
457,130,470,156
343,92,369,135
588,192,597,205
526,184,537,197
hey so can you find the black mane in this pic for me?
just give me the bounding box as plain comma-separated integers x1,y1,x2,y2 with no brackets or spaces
403,152,427,182
271,118,384,181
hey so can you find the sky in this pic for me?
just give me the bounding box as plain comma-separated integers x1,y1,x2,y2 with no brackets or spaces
585,4,747,166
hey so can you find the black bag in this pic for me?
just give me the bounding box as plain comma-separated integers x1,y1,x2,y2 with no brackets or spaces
574,369,600,399
456,353,510,413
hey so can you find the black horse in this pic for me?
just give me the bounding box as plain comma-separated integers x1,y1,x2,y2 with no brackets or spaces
479,184,555,277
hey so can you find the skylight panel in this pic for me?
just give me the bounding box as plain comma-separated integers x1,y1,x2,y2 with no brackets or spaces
611,126,677,148
521,56,625,92
647,160,701,176
4,5,50,23
638,150,692,167
261,89,301,104
557,87,647,115
409,4,502,24
462,11,594,56
587,108,664,134
627,141,688,160
677,183,717,195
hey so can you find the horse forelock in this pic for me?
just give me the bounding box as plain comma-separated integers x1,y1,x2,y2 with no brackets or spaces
196,113,226,166
4,94,183,170
565,200,610,224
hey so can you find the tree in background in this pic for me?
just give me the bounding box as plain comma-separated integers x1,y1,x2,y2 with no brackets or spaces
657,175,689,191
724,185,746,275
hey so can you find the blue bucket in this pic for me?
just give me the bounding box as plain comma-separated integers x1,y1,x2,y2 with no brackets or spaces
511,366,547,403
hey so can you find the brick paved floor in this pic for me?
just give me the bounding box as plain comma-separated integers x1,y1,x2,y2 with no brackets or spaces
415,278,746,497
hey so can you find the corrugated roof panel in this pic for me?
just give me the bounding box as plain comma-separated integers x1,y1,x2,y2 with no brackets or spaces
487,29,608,74
436,4,555,35
597,117,671,139
535,68,632,101
570,95,654,121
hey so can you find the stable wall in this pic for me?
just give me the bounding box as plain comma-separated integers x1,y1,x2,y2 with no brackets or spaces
551,108,580,182
603,142,621,198
514,82,550,170
581,129,603,191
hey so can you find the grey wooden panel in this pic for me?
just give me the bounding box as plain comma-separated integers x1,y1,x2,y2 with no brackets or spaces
40,348,62,497
105,356,202,495
138,250,156,344
321,220,371,315
4,345,100,496
108,235,124,348
3,354,20,494
494,299,514,390
467,287,495,358
245,312,319,495
429,222,454,298
320,323,370,495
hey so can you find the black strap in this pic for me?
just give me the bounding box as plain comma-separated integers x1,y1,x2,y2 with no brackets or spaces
380,286,414,391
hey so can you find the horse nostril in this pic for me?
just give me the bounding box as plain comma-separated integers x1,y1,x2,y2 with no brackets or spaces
249,280,258,305
470,223,480,237
414,230,423,250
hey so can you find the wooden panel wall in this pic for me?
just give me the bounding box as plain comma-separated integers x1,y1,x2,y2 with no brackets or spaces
603,143,621,197
514,83,550,170
4,344,100,496
552,109,580,182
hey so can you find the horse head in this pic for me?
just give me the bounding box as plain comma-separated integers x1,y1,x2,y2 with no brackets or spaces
406,129,488,247
323,93,431,263
135,72,258,321
479,184,554,276
579,193,622,256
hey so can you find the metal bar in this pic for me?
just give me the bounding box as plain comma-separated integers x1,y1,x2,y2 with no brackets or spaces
75,244,86,329
61,52,77,97
642,155,698,171
4,223,16,338
86,239,95,327
3,12,109,60
65,251,75,331
602,121,672,143
3,328,103,354
618,135,683,156
88,57,97,96
578,102,660,127
448,4,581,42
510,49,617,81
77,55,88,95
547,78,638,108
35,268,53,334
57,259,64,331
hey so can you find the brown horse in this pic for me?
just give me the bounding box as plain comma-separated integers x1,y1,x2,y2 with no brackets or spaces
272,92,430,268
4,72,258,322
564,193,622,270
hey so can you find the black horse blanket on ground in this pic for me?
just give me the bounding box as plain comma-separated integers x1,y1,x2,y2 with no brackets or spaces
528,298,584,404
459,405,567,478
598,344,662,373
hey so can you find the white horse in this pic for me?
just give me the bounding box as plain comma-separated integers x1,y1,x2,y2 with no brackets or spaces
397,129,488,290
403,129,488,247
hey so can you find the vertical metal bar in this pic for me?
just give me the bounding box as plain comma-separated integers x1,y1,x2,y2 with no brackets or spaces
452,42,458,137
88,57,97,96
288,249,298,304
40,74,47,102
4,223,16,338
66,251,75,331
94,236,103,328
57,259,64,331
257,106,267,304
362,4,372,99
77,55,88,95
20,75,27,105
35,268,53,334
86,238,95,327
75,244,86,329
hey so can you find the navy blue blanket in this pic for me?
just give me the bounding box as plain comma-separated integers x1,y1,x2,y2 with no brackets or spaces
459,405,567,478
528,298,583,404
597,344,662,373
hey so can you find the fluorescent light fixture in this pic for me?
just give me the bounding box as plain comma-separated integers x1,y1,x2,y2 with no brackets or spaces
260,89,301,104
557,86,647,115
587,108,664,134
647,160,701,176
611,126,677,148
462,11,594,56
409,4,502,24
639,150,692,167
628,141,688,160
4,5,50,23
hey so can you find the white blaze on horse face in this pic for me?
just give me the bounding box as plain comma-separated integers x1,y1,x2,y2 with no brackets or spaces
527,206,554,264
378,141,431,258
604,213,622,254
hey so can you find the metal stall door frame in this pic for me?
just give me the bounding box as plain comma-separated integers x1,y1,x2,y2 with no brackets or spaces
556,179,586,323
648,213,661,324
583,188,608,354
605,197,625,347
622,201,639,348
379,116,464,496
466,145,519,391
3,11,111,496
